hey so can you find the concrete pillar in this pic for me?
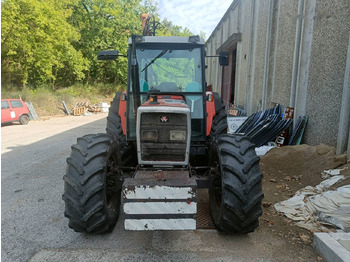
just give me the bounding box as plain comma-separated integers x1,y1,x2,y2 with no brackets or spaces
289,0,305,108
245,0,258,115
266,0,281,107
262,0,274,110
348,128,350,160
234,0,243,105
293,0,316,123
336,35,350,157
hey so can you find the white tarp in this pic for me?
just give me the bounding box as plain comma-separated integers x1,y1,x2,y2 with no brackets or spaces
274,169,350,232
255,145,275,156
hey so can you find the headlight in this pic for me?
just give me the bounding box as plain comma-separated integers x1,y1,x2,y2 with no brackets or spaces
141,130,158,141
170,130,186,141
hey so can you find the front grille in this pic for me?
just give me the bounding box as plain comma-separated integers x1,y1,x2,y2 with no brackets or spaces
140,113,187,162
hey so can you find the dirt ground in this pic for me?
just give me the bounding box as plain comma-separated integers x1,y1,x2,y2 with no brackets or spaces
259,144,349,259
3,114,349,261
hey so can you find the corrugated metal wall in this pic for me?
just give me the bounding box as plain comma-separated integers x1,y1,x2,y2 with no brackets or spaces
205,0,350,157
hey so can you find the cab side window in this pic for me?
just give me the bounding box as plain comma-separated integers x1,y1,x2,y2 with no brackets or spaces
10,100,23,108
1,101,10,109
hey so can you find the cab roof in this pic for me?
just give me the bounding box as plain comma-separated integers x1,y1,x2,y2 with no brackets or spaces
128,35,205,45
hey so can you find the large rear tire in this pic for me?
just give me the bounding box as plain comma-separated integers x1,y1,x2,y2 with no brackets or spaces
209,92,228,140
209,134,263,233
106,92,137,165
62,133,123,233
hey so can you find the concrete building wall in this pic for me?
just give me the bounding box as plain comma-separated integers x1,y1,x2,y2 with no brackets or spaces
252,0,270,113
205,0,350,156
272,0,298,108
304,0,350,146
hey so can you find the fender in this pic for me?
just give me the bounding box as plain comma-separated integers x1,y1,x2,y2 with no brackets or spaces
206,91,216,136
118,92,127,135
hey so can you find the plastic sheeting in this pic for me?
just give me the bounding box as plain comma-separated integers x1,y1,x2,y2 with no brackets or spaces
274,170,350,232
255,145,275,156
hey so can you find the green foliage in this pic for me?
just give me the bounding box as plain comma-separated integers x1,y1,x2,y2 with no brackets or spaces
1,0,198,91
56,83,123,97
1,0,88,87
69,0,138,85
158,18,193,37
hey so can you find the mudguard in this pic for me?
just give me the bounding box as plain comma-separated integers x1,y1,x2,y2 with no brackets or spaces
206,91,216,136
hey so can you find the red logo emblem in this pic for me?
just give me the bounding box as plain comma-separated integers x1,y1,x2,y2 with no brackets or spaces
160,116,169,123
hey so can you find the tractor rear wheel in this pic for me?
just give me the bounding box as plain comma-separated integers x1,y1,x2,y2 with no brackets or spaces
209,134,263,233
209,92,228,140
106,92,125,145
62,133,123,233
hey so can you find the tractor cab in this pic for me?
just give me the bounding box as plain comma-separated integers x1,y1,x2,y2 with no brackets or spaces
126,35,207,141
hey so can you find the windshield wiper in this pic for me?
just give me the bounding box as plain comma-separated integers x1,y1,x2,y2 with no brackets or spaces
141,49,168,72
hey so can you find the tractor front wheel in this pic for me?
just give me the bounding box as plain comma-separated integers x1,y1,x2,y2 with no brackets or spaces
209,134,264,233
62,133,123,233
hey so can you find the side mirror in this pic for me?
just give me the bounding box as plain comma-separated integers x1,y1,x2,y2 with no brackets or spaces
219,51,229,66
97,50,119,60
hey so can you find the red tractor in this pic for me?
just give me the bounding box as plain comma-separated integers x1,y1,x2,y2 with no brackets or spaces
63,34,263,233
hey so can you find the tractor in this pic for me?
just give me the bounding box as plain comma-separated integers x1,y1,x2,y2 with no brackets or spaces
63,25,263,233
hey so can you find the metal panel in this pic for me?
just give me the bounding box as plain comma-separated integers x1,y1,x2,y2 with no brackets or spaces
25,102,39,120
123,170,197,231
125,219,196,230
128,36,205,45
124,185,194,200
140,112,187,162
124,202,197,214
136,106,191,166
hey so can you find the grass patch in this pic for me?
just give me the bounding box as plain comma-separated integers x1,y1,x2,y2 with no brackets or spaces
1,84,125,117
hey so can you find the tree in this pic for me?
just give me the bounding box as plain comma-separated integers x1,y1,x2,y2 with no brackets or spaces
1,0,197,89
1,0,87,88
158,18,193,37
69,0,150,85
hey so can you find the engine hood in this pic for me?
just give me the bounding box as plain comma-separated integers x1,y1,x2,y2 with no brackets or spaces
141,96,189,109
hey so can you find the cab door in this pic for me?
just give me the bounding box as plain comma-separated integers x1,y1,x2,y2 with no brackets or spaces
1,100,12,122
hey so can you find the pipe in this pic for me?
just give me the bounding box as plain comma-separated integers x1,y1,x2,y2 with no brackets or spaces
289,0,305,108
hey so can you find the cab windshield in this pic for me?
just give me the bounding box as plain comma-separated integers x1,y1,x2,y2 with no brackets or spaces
132,47,203,93
127,46,205,141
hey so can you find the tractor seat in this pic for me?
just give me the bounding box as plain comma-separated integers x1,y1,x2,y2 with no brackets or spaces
185,82,202,119
185,82,201,93
157,82,179,92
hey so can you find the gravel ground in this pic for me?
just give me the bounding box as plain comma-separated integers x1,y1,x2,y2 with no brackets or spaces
1,114,321,262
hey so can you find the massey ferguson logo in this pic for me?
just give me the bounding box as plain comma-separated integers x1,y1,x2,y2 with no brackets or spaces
160,116,169,123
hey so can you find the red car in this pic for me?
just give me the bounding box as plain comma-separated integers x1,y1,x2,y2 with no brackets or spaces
1,99,30,125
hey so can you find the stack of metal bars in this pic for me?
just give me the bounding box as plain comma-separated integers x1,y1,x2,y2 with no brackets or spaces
234,105,293,147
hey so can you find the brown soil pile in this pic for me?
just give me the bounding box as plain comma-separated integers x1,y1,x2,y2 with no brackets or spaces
257,144,349,255
261,144,347,178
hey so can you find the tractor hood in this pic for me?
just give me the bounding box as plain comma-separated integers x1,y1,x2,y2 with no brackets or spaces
141,96,189,109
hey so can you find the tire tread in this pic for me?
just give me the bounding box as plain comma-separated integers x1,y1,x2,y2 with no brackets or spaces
210,133,264,233
63,133,120,233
